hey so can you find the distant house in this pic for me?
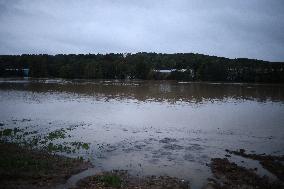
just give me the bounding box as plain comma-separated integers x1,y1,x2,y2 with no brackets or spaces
4,68,29,77
153,68,195,79
153,69,190,73
153,69,175,73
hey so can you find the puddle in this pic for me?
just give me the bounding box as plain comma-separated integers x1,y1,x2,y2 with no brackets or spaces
55,167,101,189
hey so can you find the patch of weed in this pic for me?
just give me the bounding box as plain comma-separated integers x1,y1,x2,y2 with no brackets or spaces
46,129,66,140
99,175,122,188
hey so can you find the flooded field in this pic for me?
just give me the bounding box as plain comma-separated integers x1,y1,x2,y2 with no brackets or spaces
0,78,283,189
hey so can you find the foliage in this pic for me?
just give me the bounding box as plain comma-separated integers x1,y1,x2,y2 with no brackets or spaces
0,129,13,137
46,129,66,140
0,53,283,82
98,174,122,188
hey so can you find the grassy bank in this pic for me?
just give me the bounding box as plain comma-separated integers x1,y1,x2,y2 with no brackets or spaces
0,142,91,189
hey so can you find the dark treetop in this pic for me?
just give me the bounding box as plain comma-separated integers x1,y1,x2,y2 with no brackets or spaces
0,53,283,83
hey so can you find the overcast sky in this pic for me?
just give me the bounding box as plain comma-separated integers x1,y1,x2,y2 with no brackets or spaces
0,0,283,61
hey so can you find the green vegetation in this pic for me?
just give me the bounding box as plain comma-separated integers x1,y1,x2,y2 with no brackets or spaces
0,129,13,136
98,175,122,188
70,141,90,150
45,142,90,153
0,142,91,188
46,142,72,153
0,53,283,82
0,125,90,154
0,128,22,137
75,171,190,189
46,128,66,140
82,143,90,150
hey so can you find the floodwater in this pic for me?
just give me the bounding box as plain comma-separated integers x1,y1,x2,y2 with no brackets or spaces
0,78,284,189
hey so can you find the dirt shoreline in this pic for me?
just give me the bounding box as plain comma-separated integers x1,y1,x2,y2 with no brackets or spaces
207,158,283,189
0,141,283,189
73,170,190,189
225,149,284,181
0,142,191,189
0,142,92,189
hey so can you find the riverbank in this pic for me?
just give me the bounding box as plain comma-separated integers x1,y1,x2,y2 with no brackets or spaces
73,170,190,189
207,158,283,189
0,142,190,189
1,141,283,189
0,142,91,189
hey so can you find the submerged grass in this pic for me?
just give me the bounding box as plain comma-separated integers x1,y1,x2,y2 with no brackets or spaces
98,175,122,188
70,141,90,150
0,124,90,155
46,142,72,153
0,128,22,137
0,141,91,189
0,129,13,136
46,128,66,140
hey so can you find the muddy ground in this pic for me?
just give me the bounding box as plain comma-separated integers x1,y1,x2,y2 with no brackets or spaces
225,149,284,181
0,142,190,189
0,141,283,189
74,170,190,189
0,142,91,189
207,158,283,189
77,153,284,189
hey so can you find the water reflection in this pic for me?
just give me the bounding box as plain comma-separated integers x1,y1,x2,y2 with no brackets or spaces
0,79,283,103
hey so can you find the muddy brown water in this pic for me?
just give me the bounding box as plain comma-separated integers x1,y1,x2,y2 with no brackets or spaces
0,78,284,189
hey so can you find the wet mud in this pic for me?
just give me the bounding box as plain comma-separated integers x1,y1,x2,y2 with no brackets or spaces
208,158,283,189
225,149,284,181
0,142,91,189
73,170,190,189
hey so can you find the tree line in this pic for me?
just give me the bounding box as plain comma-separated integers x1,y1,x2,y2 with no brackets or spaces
0,53,283,83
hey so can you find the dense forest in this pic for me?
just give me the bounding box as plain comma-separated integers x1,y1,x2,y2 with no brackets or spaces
0,53,283,83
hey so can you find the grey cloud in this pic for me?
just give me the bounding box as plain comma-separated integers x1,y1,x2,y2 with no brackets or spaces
0,0,283,61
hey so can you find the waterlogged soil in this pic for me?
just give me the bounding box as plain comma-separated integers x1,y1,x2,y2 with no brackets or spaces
73,170,190,189
225,149,284,181
0,142,91,189
0,120,91,155
0,141,191,189
1,134,284,188
71,150,284,189
208,158,283,189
